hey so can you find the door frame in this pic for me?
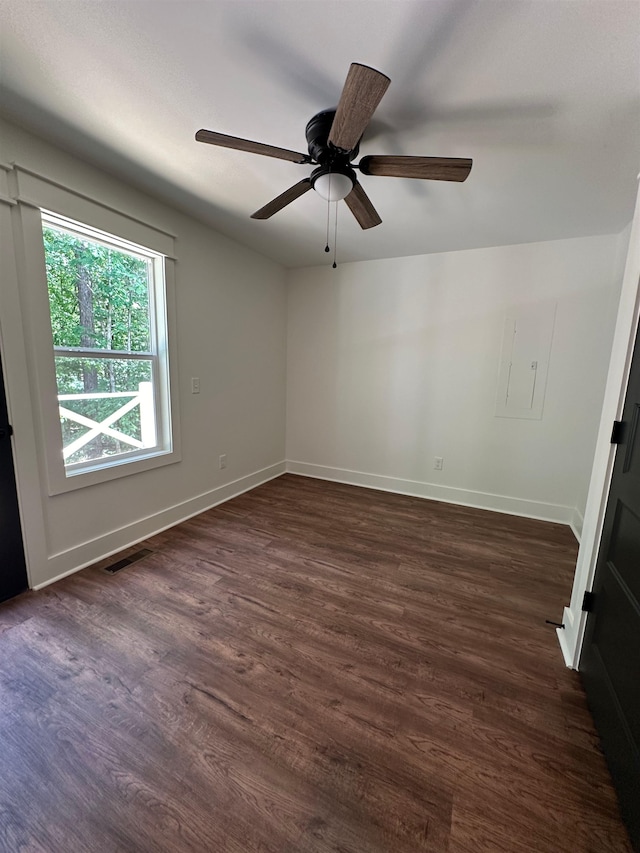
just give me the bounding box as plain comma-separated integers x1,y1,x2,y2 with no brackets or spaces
560,182,640,669
0,346,29,601
0,165,42,592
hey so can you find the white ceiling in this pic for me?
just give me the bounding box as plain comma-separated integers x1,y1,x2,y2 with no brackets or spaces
1,0,639,268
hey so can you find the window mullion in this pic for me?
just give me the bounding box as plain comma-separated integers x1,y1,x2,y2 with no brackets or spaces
53,347,154,360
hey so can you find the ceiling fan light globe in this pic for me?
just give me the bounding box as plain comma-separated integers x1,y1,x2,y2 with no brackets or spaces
313,172,354,202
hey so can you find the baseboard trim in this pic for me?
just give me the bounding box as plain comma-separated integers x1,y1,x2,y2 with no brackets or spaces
286,461,575,526
33,461,286,590
556,605,585,670
569,508,584,543
557,627,574,668
35,459,581,594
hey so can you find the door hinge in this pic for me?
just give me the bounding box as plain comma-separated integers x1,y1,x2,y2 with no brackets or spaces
611,420,624,444
582,590,595,612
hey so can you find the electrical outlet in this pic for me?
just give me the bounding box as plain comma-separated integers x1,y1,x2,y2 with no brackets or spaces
434,456,444,471
219,454,227,470
191,377,200,394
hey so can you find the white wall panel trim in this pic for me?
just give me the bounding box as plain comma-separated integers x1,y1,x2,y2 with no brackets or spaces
11,163,177,243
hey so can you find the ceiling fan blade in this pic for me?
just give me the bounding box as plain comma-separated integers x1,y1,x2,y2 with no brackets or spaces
328,64,391,152
344,181,382,230
251,178,313,220
359,155,472,182
196,129,308,164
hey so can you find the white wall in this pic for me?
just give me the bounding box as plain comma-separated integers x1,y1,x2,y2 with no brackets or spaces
0,118,287,588
286,235,624,528
559,190,640,668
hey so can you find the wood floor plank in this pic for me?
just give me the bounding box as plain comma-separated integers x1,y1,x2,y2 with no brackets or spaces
0,474,632,852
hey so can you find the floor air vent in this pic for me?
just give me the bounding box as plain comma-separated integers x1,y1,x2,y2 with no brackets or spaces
103,548,153,574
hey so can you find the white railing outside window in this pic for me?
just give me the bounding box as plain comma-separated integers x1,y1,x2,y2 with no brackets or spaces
58,382,155,461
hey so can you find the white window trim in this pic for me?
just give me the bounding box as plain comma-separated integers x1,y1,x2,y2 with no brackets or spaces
13,189,181,496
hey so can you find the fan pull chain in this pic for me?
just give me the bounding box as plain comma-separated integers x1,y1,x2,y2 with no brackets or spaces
324,172,333,253
332,201,338,269
325,194,331,253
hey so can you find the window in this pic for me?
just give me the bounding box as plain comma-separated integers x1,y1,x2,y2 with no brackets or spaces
40,211,174,479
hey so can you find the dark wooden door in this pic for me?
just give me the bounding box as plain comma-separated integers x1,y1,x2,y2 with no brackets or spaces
0,351,28,603
580,324,640,851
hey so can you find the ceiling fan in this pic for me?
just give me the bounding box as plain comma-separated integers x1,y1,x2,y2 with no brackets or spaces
196,63,472,229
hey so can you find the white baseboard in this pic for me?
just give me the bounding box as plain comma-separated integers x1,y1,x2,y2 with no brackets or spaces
569,508,584,542
557,623,575,668
556,605,586,670
35,458,582,619
286,461,576,526
557,606,578,668
33,461,286,590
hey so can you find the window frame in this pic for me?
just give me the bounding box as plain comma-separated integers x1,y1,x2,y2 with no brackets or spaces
42,211,172,475
14,194,181,496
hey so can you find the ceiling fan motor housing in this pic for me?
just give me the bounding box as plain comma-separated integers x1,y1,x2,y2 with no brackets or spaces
306,110,360,199
305,110,360,165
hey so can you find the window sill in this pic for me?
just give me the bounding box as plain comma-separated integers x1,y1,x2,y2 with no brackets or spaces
47,446,181,496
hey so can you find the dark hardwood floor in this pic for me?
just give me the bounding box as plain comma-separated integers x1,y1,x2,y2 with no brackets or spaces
0,474,632,852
